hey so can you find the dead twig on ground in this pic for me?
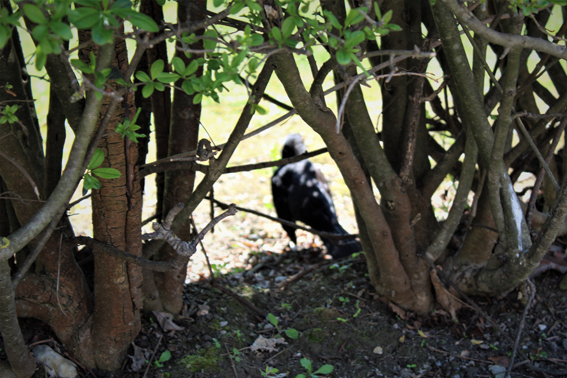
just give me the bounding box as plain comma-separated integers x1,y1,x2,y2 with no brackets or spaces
507,279,535,378
278,264,318,290
427,346,491,364
142,334,163,378
224,343,239,378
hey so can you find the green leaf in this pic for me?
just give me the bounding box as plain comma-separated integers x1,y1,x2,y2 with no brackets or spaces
271,26,282,41
386,23,401,31
150,59,164,80
156,0,165,5
267,313,278,328
88,148,105,169
69,8,101,29
232,50,246,69
158,350,171,363
192,92,203,104
32,24,49,41
300,358,311,372
343,30,365,50
281,17,295,39
284,328,298,339
92,167,121,179
203,29,218,51
127,12,159,32
336,49,351,65
39,37,52,54
135,71,151,82
213,0,224,6
92,20,114,45
50,22,73,40
245,0,262,12
182,80,195,95
154,81,165,91
83,173,100,192
184,60,199,76
345,7,366,27
248,58,258,73
157,72,180,83
23,4,46,24
382,9,393,24
229,2,245,14
295,375,306,378
314,365,334,375
324,10,342,30
250,33,264,46
75,0,103,8
35,49,47,71
142,82,154,98
172,56,185,74
0,26,9,49
374,2,382,19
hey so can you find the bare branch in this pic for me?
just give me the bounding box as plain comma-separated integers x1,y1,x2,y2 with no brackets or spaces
142,203,237,257
443,0,567,60
516,117,560,192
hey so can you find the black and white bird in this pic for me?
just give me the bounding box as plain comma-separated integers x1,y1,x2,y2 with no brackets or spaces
271,134,361,259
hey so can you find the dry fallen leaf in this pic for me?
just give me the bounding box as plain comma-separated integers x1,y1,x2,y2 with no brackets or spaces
129,343,146,372
250,335,288,352
430,268,462,321
196,304,210,316
388,302,407,320
152,311,185,332
488,356,510,367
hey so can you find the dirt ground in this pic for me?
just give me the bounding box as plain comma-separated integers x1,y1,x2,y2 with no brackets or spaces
12,238,567,378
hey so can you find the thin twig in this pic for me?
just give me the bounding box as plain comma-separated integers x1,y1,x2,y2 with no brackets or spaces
526,117,567,229
507,279,535,378
224,343,239,378
0,150,40,198
278,264,318,290
263,347,292,364
516,117,561,193
189,217,215,280
207,197,358,242
427,346,491,364
142,334,163,378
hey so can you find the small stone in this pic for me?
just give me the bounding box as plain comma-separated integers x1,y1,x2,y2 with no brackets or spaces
488,365,506,378
219,321,228,327
373,346,383,355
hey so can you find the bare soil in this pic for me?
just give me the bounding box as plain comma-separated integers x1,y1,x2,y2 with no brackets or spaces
11,241,567,378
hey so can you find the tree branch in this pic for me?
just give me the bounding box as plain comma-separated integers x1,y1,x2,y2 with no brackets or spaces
442,0,567,60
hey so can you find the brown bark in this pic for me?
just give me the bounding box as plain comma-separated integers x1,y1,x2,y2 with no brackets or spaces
0,260,36,378
85,35,143,370
152,0,205,314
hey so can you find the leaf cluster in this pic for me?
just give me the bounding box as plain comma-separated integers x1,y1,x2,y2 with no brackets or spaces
0,104,19,124
83,148,121,194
